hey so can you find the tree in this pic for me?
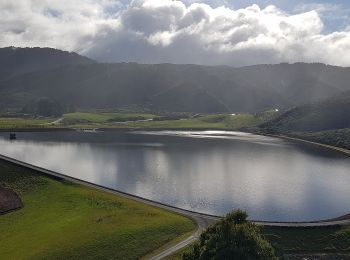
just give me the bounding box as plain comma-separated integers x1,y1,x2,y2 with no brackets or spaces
21,100,37,114
183,210,277,260
67,103,77,113
36,98,63,117
22,98,63,117
0,103,5,113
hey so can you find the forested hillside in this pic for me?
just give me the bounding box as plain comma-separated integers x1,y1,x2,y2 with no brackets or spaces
262,91,350,132
1,47,350,113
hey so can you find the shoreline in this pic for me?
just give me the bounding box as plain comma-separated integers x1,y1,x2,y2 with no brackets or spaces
1,133,350,259
1,126,349,156
254,132,350,157
0,127,349,224
0,152,349,225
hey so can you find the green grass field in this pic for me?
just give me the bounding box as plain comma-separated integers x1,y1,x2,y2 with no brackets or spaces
0,111,273,130
63,112,157,124
0,118,52,129
65,113,262,130
123,114,262,129
0,160,196,259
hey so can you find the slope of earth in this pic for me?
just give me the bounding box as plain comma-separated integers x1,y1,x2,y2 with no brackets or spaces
0,159,195,259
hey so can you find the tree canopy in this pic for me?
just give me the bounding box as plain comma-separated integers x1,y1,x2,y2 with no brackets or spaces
183,210,277,260
22,98,63,117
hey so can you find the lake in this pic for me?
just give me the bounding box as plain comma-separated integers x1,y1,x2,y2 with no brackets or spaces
0,130,349,222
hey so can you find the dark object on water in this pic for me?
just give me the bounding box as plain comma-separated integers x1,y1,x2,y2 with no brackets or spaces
9,133,16,140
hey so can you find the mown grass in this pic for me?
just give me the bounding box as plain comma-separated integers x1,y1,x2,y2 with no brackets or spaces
0,112,270,130
0,160,196,259
72,113,262,130
0,118,52,129
63,112,157,124
121,114,262,129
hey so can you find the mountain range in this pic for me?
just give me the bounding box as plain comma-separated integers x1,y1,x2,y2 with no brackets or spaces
0,47,94,81
1,47,350,113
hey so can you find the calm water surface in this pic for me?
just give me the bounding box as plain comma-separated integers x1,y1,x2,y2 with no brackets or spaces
0,130,349,221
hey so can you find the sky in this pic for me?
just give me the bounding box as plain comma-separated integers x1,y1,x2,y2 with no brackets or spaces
1,0,350,66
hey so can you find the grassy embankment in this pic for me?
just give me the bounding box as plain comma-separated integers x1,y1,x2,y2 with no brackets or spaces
165,226,350,259
286,129,350,151
0,160,196,259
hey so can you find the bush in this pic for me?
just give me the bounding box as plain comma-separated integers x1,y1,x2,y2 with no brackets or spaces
183,210,277,260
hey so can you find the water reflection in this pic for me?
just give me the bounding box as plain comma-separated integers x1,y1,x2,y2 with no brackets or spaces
0,131,349,221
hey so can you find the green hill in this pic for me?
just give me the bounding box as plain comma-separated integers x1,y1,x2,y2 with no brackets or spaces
1,48,350,113
0,47,94,81
262,91,350,132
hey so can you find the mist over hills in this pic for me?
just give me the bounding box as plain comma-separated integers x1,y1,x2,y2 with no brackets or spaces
1,47,350,113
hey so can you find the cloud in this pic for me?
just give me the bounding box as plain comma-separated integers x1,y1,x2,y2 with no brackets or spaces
1,0,350,66
0,0,121,52
294,3,350,32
